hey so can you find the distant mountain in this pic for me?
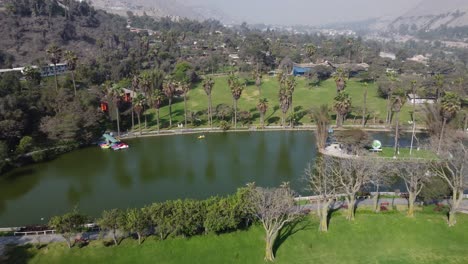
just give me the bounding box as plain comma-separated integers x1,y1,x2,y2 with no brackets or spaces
89,0,234,23
389,0,468,31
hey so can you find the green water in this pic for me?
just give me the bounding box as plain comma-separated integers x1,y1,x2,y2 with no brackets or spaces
0,131,414,227
0,131,319,226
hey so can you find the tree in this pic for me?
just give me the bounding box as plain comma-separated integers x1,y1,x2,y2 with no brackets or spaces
434,74,444,103
331,156,378,220
305,44,316,63
285,76,297,126
249,183,300,262
23,65,42,86
253,68,263,96
203,77,215,128
392,161,433,217
131,74,140,131
431,136,467,226
362,82,368,127
48,209,87,249
278,87,291,127
391,88,407,156
311,105,330,150
181,82,190,127
333,91,352,127
98,209,124,246
437,92,461,154
162,81,176,127
228,74,244,129
133,93,146,135
151,90,165,133
64,50,78,96
105,82,123,137
123,208,150,245
46,44,63,91
305,156,339,232
334,68,347,93
139,72,152,128
256,98,268,128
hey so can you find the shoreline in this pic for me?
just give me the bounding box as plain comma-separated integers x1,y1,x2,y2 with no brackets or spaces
118,125,428,140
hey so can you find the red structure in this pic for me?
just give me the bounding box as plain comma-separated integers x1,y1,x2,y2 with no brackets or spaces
100,102,108,112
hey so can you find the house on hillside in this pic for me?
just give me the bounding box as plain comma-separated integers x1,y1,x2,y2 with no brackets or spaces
407,94,435,104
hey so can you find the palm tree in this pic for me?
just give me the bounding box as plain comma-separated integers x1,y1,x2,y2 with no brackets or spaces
253,69,263,96
333,91,352,127
385,72,398,125
133,93,146,135
434,74,444,103
203,77,215,128
229,76,244,129
139,72,152,128
257,98,269,128
105,82,124,137
362,82,368,127
46,44,63,91
334,68,347,93
286,76,297,126
312,105,330,150
279,87,291,127
305,44,316,63
162,80,176,127
131,74,140,131
181,82,191,127
437,92,461,153
391,88,407,156
64,50,78,96
151,90,165,133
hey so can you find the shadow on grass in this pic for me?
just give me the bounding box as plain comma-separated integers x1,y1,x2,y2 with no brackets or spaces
3,244,37,264
273,218,313,256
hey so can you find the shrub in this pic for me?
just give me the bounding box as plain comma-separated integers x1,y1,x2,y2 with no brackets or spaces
219,121,230,131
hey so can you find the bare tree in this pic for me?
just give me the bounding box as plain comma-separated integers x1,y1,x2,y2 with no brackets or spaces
311,105,329,150
250,183,301,262
431,134,467,226
392,161,433,217
305,156,339,232
332,155,380,220
369,163,393,212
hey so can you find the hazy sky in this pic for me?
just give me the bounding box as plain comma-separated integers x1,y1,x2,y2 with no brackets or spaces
183,0,422,25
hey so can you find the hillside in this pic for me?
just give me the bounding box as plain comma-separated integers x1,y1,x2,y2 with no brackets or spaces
389,0,468,32
89,0,233,23
0,0,131,67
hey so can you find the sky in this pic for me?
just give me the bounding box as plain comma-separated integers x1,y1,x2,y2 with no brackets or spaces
183,0,423,25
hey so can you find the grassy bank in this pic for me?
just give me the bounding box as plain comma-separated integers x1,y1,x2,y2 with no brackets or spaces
141,77,417,130
6,212,468,264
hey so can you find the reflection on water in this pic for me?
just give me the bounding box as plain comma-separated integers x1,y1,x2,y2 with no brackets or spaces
0,131,419,226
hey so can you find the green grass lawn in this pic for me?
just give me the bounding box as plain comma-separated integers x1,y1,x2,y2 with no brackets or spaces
6,212,468,264
377,147,438,160
142,76,418,130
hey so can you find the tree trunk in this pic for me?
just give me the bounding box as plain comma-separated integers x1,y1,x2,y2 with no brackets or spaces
54,63,59,91
264,232,278,262
144,108,147,129
137,113,142,135
319,200,332,232
112,229,118,246
437,118,447,154
261,112,265,128
116,106,121,137
137,232,142,245
394,111,400,156
385,96,390,125
448,189,463,226
347,196,356,221
184,94,188,127
71,71,77,96
64,235,72,249
208,95,212,128
407,192,416,217
169,98,173,127
157,109,160,133
373,192,380,213
234,99,238,129
463,114,468,132
362,87,367,127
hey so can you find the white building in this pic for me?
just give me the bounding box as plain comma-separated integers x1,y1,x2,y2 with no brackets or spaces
407,94,435,104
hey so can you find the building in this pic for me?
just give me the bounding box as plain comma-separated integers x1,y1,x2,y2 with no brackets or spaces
407,94,435,104
0,63,68,77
